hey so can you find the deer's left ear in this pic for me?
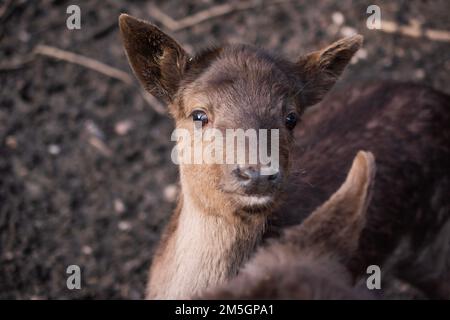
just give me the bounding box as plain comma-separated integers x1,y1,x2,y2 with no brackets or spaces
295,35,363,107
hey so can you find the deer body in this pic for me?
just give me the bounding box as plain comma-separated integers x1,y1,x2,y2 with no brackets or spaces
273,82,450,277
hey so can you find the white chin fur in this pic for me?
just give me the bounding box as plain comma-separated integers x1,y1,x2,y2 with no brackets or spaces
237,195,273,207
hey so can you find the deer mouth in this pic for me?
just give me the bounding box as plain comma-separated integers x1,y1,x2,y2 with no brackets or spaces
220,185,278,211
234,194,276,213
236,194,273,206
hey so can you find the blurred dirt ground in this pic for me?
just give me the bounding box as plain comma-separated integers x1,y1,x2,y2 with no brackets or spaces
0,0,449,299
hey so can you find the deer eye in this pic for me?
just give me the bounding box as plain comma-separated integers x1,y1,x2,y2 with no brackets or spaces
285,112,298,130
191,110,208,126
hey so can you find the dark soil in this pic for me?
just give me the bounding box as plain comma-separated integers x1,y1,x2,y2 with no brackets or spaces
0,0,449,299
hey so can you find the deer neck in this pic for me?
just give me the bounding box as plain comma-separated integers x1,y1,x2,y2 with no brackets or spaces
147,189,267,299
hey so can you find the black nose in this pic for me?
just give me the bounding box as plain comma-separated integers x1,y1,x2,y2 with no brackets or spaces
232,165,280,185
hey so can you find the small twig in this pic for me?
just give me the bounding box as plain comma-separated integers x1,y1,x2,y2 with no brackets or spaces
148,0,294,32
147,5,180,31
32,44,166,114
380,20,450,43
0,44,166,116
34,44,133,84
88,136,113,158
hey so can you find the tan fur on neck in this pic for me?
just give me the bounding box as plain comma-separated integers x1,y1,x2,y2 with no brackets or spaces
146,190,266,299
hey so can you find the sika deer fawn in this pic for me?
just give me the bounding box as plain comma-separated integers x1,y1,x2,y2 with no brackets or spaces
119,14,363,299
118,14,450,299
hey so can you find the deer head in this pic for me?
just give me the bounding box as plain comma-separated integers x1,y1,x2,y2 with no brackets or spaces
119,14,363,218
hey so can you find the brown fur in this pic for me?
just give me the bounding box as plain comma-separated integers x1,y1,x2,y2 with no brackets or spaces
119,13,450,299
271,82,450,298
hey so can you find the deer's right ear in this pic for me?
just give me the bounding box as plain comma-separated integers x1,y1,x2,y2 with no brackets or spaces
119,14,189,102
